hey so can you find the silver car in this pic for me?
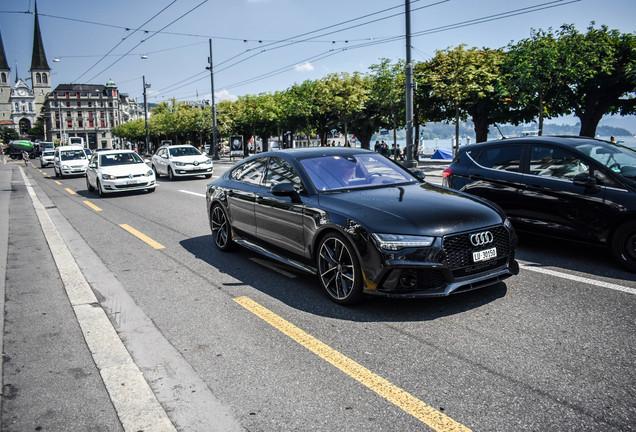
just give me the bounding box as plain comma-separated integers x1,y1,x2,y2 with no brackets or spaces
40,149,55,167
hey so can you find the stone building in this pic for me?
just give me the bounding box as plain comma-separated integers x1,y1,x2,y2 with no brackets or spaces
0,1,142,146
42,80,142,149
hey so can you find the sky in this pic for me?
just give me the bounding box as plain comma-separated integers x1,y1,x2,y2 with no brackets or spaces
1,0,635,131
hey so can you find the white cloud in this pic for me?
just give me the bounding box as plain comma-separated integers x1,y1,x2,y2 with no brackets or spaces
295,61,314,72
215,89,238,102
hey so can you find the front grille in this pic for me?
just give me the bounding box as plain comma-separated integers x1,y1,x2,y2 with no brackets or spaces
115,174,144,179
443,226,510,276
114,182,150,189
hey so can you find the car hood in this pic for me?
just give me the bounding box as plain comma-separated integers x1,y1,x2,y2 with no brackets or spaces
317,182,504,236
99,163,151,176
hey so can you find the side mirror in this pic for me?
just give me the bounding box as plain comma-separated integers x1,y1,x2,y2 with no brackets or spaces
573,173,599,193
88,163,96,169
270,183,302,203
412,169,426,181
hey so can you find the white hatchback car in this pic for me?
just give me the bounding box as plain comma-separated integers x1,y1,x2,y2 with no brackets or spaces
40,149,55,167
53,145,88,177
151,144,213,180
86,150,156,196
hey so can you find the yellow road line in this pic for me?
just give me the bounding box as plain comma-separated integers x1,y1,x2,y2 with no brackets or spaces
234,296,471,432
54,180,62,185
65,188,77,195
119,224,165,250
83,200,103,212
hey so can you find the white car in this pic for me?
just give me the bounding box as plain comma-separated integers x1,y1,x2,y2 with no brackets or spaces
40,149,55,167
151,144,213,180
86,150,155,196
53,145,88,177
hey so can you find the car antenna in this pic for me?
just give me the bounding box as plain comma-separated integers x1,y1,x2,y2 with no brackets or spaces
494,123,506,139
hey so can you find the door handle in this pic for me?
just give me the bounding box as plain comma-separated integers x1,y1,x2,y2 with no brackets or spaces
256,196,264,204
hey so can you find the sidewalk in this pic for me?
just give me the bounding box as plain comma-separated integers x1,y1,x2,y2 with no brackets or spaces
0,161,124,431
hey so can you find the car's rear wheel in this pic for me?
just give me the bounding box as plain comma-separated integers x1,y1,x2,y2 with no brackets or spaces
611,221,636,272
210,204,233,251
317,232,363,304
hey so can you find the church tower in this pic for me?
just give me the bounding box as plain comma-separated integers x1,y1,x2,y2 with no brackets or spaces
30,0,51,112
0,29,11,122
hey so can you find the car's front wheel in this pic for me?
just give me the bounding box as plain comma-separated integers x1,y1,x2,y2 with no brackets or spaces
611,221,636,272
152,165,160,178
86,176,94,192
97,179,106,197
210,204,233,251
168,167,175,181
317,232,363,304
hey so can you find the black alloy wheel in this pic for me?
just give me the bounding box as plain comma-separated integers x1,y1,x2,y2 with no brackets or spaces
611,221,636,272
317,232,363,304
210,204,233,251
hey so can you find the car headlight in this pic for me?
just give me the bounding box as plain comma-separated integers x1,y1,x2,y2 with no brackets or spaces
62,165,70,170
205,158,212,164
101,173,116,180
504,217,513,230
372,233,435,250
145,170,153,176
174,162,185,167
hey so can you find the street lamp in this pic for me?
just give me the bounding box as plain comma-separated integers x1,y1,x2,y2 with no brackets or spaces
143,76,150,155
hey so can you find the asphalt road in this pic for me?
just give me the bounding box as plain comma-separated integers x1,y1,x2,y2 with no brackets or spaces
1,156,635,431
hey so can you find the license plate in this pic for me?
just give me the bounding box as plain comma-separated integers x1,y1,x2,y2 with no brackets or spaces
126,180,138,185
473,247,497,262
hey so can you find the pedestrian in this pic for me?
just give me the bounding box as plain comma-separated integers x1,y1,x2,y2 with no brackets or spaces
0,146,5,164
610,136,616,143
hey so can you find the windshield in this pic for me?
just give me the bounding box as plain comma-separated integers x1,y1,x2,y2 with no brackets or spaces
100,152,143,166
60,150,86,160
169,146,201,157
300,153,416,191
576,142,636,180
43,151,55,156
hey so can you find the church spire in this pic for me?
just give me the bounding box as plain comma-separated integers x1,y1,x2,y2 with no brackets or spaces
30,0,50,72
0,30,9,71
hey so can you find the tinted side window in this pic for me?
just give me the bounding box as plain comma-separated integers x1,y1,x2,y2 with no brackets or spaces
230,158,267,185
475,145,522,172
529,146,588,180
263,157,305,193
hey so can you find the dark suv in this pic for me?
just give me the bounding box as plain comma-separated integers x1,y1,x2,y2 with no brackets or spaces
442,136,636,272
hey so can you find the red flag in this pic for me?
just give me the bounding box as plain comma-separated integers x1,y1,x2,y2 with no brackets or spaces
196,89,199,97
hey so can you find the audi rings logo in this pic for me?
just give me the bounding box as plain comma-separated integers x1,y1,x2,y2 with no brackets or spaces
470,231,494,247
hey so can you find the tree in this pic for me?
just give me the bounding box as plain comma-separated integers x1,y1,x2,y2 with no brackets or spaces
558,24,636,137
367,59,405,154
1,127,19,144
428,45,504,152
320,72,369,146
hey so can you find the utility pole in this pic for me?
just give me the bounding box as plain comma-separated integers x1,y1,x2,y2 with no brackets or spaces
207,39,219,160
143,76,150,154
404,0,416,168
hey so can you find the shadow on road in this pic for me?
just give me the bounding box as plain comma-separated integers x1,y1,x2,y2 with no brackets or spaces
180,235,509,323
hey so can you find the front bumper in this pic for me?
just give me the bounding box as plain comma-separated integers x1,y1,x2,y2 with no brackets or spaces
101,178,155,193
358,224,519,298
60,166,87,176
173,164,213,176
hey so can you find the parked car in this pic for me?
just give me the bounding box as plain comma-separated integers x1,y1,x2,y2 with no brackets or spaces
151,144,213,180
206,147,519,304
86,150,155,196
40,149,55,167
442,136,636,271
53,145,88,178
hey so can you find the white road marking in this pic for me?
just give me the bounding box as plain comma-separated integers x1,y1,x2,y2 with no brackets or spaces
520,263,636,296
179,190,205,198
